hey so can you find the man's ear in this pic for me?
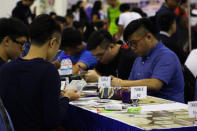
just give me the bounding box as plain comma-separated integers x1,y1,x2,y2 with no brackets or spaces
2,36,10,47
48,37,56,48
145,33,152,42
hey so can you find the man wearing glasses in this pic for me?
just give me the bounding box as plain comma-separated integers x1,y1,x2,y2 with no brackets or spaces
85,30,136,82
0,18,28,67
111,18,184,103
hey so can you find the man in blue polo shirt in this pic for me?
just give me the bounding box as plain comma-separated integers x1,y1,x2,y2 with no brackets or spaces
111,18,184,103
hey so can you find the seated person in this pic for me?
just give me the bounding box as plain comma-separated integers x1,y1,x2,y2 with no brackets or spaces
85,30,136,82
0,18,28,67
0,14,80,130
183,49,197,102
53,28,98,75
111,18,184,103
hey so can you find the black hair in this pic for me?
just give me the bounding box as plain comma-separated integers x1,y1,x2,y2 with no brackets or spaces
91,1,102,19
55,16,66,23
72,5,78,12
87,30,114,50
50,12,56,16
92,1,102,13
29,14,61,46
132,8,147,17
76,1,83,8
180,0,187,4
120,4,130,12
0,17,29,43
73,21,84,30
123,18,156,42
66,9,73,18
61,28,82,48
158,12,176,32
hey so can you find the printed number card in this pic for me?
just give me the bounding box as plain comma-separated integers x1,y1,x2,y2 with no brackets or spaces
188,101,197,118
130,86,147,99
98,77,111,88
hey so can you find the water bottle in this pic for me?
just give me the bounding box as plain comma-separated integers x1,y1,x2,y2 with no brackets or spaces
60,56,72,85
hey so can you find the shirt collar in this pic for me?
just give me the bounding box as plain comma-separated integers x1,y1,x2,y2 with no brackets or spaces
142,41,163,60
160,31,170,37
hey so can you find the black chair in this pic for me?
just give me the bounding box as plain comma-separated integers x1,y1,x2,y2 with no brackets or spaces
183,65,196,103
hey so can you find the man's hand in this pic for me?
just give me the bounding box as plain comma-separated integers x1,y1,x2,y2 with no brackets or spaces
61,89,81,101
111,76,124,87
84,70,100,82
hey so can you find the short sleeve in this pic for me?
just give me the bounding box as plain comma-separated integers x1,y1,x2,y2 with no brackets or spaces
78,50,98,69
118,14,124,26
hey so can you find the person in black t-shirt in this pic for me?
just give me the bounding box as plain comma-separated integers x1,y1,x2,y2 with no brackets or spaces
0,58,5,67
0,18,29,67
0,14,80,131
84,30,136,82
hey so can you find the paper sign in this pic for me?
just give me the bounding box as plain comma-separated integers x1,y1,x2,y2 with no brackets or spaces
130,86,147,99
188,101,197,117
98,77,111,88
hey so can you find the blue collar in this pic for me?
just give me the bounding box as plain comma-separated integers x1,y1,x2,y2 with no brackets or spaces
142,41,163,61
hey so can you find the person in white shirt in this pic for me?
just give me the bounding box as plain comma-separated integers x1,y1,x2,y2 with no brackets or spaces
116,4,141,42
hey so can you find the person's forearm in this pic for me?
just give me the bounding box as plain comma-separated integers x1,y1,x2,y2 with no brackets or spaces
116,26,123,42
118,78,163,91
72,62,87,75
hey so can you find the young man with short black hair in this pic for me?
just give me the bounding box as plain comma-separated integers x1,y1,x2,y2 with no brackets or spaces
0,18,28,67
0,14,80,130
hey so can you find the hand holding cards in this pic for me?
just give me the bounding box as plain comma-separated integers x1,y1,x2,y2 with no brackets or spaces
66,79,87,92
61,89,81,101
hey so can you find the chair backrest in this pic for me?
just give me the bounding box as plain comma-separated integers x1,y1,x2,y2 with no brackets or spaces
0,98,14,131
183,65,196,103
195,79,197,101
